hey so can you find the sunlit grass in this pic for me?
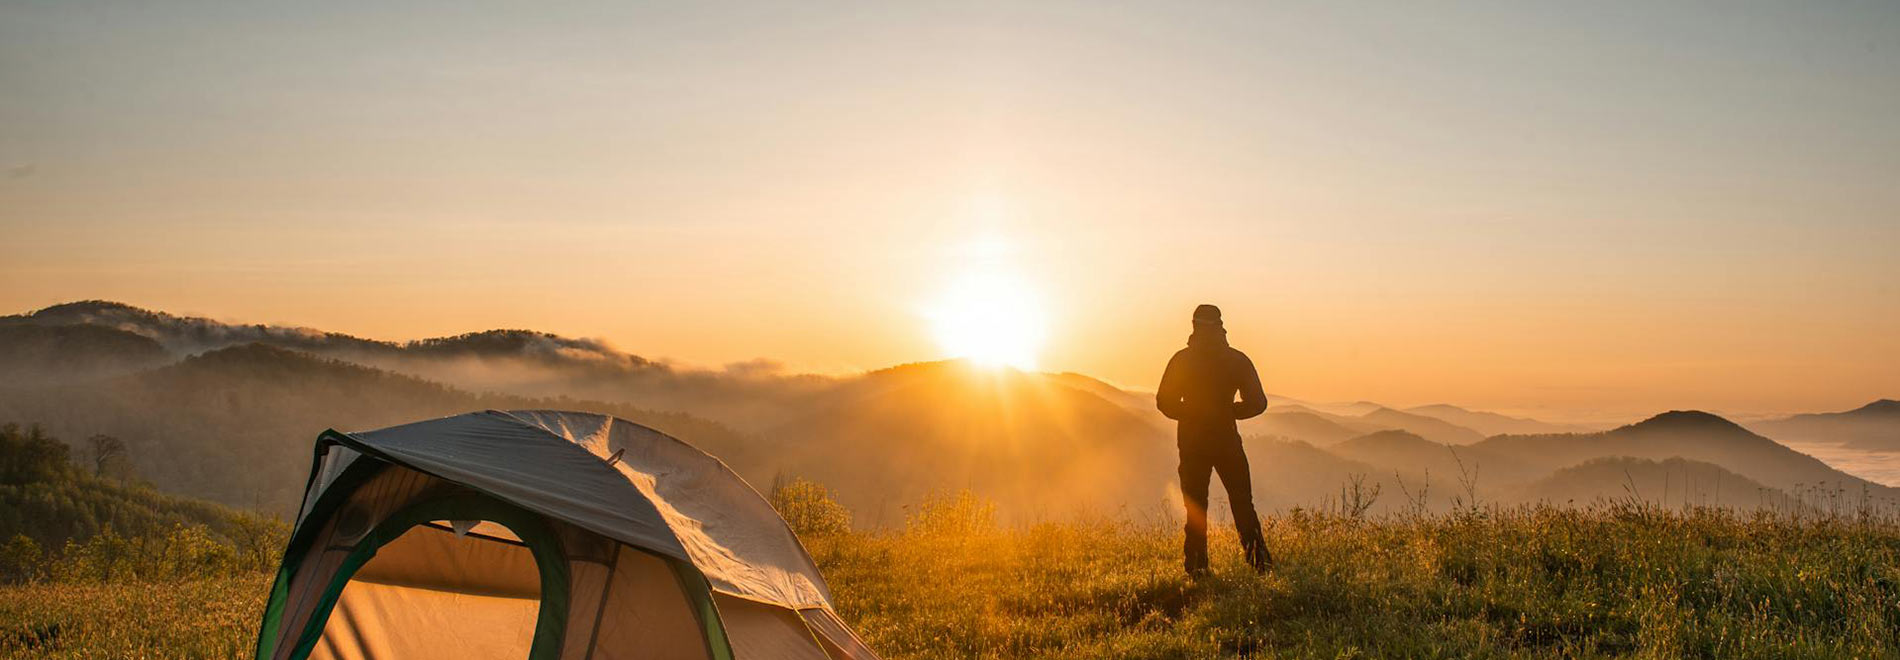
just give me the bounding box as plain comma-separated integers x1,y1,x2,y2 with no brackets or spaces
0,574,270,659
6,502,1900,659
813,502,1900,659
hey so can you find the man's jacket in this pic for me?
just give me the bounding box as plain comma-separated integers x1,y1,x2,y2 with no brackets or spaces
1156,334,1268,447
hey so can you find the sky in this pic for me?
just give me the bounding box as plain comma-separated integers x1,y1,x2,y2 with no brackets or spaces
3,1,1897,421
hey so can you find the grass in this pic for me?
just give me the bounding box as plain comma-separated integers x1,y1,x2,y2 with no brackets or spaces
0,574,269,659
819,505,1900,659
6,505,1900,659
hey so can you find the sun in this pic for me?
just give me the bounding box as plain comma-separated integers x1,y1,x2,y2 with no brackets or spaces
926,268,1047,370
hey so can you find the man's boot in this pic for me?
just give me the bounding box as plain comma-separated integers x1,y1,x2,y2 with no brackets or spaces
1184,533,1209,577
1241,525,1272,573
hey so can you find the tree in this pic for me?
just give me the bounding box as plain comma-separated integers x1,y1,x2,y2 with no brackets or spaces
0,423,70,485
0,534,43,583
88,434,128,480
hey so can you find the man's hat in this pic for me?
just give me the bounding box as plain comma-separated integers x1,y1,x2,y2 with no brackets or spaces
1193,304,1222,327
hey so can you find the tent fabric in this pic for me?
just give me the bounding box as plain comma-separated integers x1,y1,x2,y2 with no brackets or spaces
311,582,537,660
349,523,542,598
505,410,832,608
266,468,575,660
297,490,574,660
328,410,832,610
296,444,360,526
312,565,541,660
797,609,880,660
584,545,715,660
331,412,691,562
260,410,876,660
713,595,830,660
271,465,449,659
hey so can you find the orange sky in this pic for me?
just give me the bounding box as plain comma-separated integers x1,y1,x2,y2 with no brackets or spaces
3,3,1897,421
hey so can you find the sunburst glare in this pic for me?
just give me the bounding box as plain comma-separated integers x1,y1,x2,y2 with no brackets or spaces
926,233,1047,370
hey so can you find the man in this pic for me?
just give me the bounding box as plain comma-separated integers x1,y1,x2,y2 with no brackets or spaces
1156,304,1271,574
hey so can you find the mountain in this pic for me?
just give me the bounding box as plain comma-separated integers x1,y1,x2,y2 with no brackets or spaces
0,300,673,379
1172,396,1461,447
1,301,827,427
1238,403,1383,440
1246,411,1369,446
3,347,1176,524
1473,411,1894,498
0,323,170,382
1327,430,1458,487
2,300,395,357
0,423,280,555
1322,416,1887,511
7,300,1891,522
1403,404,1594,436
1358,407,1487,445
1327,430,1542,497
1240,438,1390,511
1269,399,1390,417
1335,401,1387,417
1240,433,1505,514
1750,400,1900,451
0,343,762,515
1046,372,1166,420
1511,456,1782,510
761,360,1172,525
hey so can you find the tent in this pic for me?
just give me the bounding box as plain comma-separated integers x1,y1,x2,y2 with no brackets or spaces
253,410,879,660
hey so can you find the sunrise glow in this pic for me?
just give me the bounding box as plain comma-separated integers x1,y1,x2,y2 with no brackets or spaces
926,235,1047,370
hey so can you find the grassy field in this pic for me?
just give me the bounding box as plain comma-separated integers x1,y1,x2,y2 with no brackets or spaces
819,506,1900,659
0,575,270,659
6,505,1900,659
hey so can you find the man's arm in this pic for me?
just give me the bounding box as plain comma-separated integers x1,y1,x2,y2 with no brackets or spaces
1232,352,1268,420
1156,352,1186,420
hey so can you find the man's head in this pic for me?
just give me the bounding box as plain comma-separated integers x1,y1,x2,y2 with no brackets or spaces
1192,304,1222,329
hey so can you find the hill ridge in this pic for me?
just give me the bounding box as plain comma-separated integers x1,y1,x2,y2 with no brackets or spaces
1620,410,1753,435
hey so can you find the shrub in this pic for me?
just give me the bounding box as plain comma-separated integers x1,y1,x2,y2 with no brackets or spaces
904,490,996,537
156,524,239,579
0,535,42,583
770,478,854,536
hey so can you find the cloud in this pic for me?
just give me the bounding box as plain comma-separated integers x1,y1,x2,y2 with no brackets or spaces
722,358,787,378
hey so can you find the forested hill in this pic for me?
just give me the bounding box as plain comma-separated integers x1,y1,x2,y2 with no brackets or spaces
4,301,1894,526
0,343,760,516
0,424,278,559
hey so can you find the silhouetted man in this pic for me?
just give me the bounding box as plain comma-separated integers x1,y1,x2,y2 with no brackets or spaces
1156,304,1271,574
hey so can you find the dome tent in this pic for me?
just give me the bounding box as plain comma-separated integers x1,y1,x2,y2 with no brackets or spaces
253,410,878,660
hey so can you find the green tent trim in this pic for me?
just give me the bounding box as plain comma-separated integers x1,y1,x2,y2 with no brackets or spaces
281,491,571,660
252,430,736,660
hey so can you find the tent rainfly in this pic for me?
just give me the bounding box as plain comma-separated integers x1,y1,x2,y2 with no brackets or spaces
253,410,879,660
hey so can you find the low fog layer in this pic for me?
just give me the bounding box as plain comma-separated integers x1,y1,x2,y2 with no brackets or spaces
3,301,1896,524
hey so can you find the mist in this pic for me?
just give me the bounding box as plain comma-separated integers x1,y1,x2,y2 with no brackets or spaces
4,301,1897,527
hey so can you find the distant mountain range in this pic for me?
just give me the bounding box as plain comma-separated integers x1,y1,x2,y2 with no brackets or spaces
759,361,1173,523
1749,400,1900,451
0,322,170,381
1237,404,1494,447
1512,457,1777,510
1237,412,1887,514
1246,410,1372,446
2,300,1895,521
0,342,761,514
1,300,828,426
1470,411,1875,496
1401,403,1595,436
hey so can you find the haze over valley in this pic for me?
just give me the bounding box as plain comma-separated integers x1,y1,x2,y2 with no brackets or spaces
5,301,1894,526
